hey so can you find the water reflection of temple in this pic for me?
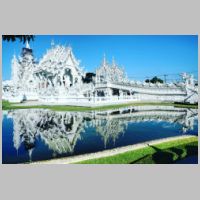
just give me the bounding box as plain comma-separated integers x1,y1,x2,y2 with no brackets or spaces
6,106,198,160
92,118,127,147
7,109,85,161
88,106,198,146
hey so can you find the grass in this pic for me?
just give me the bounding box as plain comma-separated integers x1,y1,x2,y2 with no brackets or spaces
2,100,198,111
77,136,198,164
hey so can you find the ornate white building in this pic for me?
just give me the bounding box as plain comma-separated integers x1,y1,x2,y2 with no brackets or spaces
2,42,198,105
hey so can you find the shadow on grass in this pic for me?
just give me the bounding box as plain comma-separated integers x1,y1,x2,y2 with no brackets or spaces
131,142,198,164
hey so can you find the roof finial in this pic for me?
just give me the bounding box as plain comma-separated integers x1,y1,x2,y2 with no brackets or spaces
67,43,72,55
51,39,55,46
103,53,106,66
26,40,30,49
112,56,116,66
13,48,16,58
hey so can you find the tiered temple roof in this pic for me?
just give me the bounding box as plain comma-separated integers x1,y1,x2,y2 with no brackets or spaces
37,44,83,75
95,55,128,83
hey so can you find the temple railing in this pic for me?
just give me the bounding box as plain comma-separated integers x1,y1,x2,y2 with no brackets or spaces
95,81,186,89
95,82,186,95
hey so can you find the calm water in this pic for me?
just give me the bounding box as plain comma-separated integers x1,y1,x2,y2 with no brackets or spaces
2,105,198,164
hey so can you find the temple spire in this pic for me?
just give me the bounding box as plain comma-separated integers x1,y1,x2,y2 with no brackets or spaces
26,41,30,49
112,56,116,67
51,39,55,46
12,53,18,64
68,43,72,49
103,53,107,66
13,53,16,59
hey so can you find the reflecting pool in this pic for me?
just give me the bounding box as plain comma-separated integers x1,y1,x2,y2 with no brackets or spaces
2,105,198,164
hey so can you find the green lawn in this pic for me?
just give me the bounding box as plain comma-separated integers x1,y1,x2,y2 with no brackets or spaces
77,136,198,164
2,100,198,111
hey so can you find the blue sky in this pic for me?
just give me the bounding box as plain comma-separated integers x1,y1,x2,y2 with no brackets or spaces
2,35,198,81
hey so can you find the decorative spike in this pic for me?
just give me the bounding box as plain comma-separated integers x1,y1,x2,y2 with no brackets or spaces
112,56,116,66
51,39,55,46
103,53,107,66
68,43,72,50
26,41,30,49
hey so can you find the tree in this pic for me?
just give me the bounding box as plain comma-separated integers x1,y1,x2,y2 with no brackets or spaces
82,73,96,83
145,79,150,83
2,35,35,43
145,76,163,84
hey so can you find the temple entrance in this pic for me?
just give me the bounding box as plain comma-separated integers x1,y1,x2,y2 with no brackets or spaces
97,90,105,97
63,68,73,87
112,88,119,96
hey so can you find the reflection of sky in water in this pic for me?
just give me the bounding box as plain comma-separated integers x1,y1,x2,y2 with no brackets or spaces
2,106,198,164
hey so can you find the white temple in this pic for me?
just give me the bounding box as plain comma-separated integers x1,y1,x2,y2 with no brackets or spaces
2,42,198,105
